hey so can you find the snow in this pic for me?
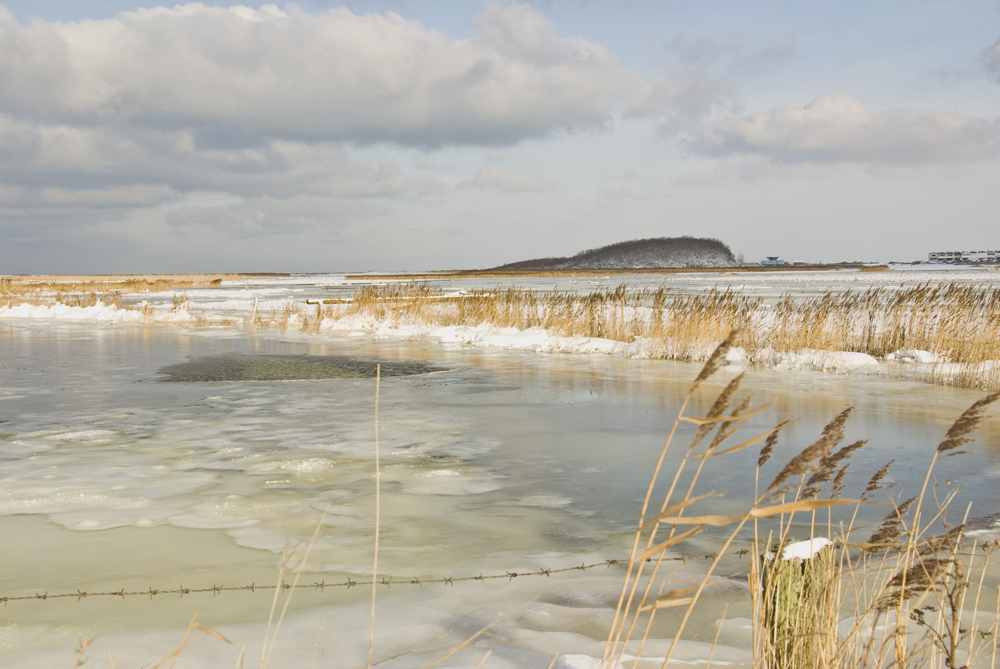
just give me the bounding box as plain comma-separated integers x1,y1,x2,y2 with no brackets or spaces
754,349,882,374
885,349,945,364
781,537,832,561
0,301,146,323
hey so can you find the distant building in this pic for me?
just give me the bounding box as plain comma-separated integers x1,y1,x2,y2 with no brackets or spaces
760,256,788,266
928,250,999,263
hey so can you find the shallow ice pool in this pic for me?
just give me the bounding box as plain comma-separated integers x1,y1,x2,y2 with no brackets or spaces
1,322,999,667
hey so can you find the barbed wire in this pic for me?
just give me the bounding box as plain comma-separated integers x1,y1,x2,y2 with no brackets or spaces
1,549,752,605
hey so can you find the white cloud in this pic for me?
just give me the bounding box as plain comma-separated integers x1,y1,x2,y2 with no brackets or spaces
458,169,550,192
0,3,647,146
0,2,730,245
0,111,443,218
688,95,1000,166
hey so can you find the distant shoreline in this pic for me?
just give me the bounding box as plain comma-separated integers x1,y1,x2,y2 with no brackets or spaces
1,273,288,283
344,264,874,280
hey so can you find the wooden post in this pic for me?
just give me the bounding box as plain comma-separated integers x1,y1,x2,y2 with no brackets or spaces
760,539,836,668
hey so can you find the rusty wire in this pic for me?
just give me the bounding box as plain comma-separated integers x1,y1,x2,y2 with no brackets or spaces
1,549,752,605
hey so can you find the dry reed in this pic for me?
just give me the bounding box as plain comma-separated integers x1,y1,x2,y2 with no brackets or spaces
329,281,1000,391
6,277,998,390
602,333,1000,669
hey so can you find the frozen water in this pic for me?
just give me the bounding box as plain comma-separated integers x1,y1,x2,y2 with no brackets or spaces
2,277,1000,666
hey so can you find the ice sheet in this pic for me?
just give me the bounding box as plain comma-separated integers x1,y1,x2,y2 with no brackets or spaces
1,322,999,666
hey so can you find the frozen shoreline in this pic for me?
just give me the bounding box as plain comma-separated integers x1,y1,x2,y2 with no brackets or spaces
3,298,998,391
4,289,1000,668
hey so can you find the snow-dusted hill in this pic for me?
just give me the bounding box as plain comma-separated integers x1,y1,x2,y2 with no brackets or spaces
494,237,737,270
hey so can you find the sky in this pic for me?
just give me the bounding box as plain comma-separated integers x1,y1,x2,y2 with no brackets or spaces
0,1,998,273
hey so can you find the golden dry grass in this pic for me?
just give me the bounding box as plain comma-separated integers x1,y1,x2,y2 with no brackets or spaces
0,274,266,298
333,282,1000,390
604,337,1000,669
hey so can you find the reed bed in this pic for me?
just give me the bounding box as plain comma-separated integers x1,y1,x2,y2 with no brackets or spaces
0,276,223,315
4,279,1000,390
332,282,1000,390
0,276,226,296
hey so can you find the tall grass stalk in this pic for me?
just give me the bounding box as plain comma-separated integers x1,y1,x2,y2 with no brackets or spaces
368,364,382,669
601,332,1000,669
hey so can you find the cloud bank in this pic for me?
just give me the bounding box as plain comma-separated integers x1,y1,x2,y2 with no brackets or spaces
0,4,996,270
688,94,999,166
0,2,721,249
0,3,643,146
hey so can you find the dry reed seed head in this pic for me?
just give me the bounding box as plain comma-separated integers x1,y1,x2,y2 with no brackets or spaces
831,463,851,498
757,420,789,468
708,393,756,451
887,557,953,592
764,407,853,499
865,495,918,549
692,329,739,389
690,371,745,450
918,525,965,557
936,391,1000,453
862,460,895,500
802,439,868,499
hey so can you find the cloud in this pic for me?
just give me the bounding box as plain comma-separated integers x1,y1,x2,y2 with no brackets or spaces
738,37,798,67
0,2,731,246
458,169,550,192
984,36,1000,84
0,3,647,146
687,95,1000,166
665,32,723,68
165,194,388,238
665,31,798,70
629,65,736,128
0,183,175,212
0,109,444,217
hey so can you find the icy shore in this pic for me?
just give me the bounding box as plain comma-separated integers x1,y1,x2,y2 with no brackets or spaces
3,298,997,390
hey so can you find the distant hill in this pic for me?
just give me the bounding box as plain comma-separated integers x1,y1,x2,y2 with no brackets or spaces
493,237,737,270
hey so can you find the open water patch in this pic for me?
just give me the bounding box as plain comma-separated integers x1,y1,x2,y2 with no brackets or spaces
156,353,442,382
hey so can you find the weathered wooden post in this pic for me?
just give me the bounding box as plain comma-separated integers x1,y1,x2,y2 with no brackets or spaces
760,538,836,668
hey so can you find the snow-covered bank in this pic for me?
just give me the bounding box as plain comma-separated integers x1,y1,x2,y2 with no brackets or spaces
0,301,149,323
0,301,213,325
323,315,1000,388
4,275,1000,392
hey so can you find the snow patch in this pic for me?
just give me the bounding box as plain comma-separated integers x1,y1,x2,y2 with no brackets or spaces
885,349,946,364
781,537,832,561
